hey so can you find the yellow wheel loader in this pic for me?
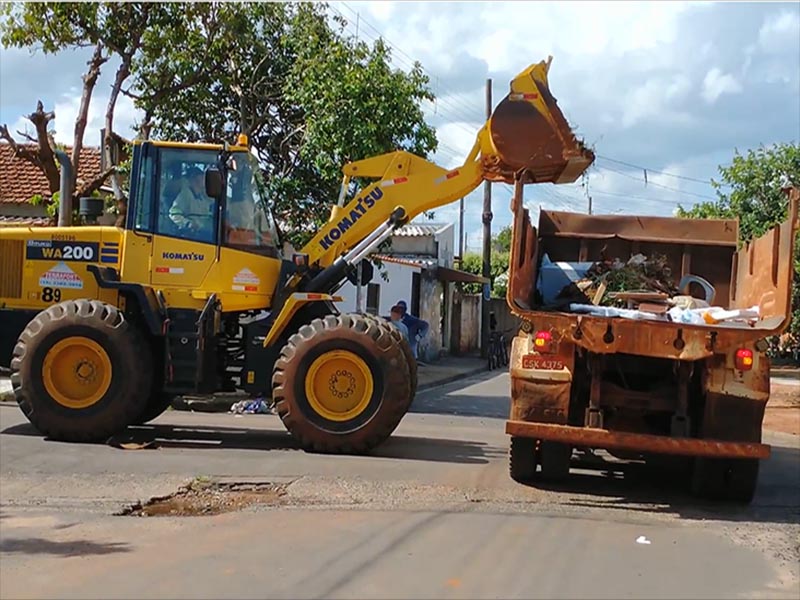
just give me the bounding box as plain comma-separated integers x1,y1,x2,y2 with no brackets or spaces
0,57,594,452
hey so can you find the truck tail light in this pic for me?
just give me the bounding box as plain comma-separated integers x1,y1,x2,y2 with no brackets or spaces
534,331,553,353
735,348,754,371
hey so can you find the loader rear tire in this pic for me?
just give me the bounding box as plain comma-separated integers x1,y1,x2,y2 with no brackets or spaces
10,300,151,442
272,313,413,454
509,436,538,482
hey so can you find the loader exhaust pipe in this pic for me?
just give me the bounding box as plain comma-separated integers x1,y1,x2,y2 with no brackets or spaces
55,150,74,227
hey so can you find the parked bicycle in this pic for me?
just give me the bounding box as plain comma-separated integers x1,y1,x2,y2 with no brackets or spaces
487,328,513,371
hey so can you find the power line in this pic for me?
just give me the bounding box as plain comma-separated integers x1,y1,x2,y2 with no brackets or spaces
596,155,730,188
598,164,718,201
583,188,704,207
336,2,486,121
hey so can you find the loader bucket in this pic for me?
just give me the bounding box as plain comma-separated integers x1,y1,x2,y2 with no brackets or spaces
485,57,595,185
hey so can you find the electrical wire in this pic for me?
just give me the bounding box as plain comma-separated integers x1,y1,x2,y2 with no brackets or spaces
596,155,729,187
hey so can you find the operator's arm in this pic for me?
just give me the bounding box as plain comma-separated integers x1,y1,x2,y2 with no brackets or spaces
169,187,193,229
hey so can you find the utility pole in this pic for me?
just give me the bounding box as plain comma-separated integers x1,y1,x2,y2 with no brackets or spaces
480,78,493,359
458,196,465,262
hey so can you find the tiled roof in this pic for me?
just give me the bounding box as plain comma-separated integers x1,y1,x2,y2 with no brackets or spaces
0,215,51,227
371,253,439,269
0,142,103,205
394,222,450,237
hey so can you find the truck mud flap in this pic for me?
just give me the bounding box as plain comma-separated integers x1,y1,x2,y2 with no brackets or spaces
505,421,771,459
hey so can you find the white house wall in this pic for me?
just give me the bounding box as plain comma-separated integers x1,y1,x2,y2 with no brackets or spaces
336,260,418,318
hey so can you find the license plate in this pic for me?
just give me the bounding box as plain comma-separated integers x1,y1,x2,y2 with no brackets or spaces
522,354,565,370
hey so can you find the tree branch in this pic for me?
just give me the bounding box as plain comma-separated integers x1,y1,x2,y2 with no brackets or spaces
26,101,60,193
0,124,41,166
74,166,116,199
71,42,106,184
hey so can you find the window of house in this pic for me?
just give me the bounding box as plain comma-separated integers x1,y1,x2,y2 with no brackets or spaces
366,283,380,315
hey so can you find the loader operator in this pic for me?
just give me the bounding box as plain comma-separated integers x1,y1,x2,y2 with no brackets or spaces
168,167,215,242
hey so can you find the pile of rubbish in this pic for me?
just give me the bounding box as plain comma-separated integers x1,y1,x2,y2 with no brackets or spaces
538,252,761,328
229,397,273,415
555,252,679,306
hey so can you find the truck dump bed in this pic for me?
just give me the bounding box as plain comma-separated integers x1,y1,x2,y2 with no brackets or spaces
507,188,798,360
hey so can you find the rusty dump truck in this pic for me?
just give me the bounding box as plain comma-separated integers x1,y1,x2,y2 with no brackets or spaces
504,184,798,502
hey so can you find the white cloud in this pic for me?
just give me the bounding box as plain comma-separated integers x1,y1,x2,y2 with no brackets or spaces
701,68,743,104
758,11,800,55
621,74,692,128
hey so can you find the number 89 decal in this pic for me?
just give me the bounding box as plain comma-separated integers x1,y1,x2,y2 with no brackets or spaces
41,287,62,302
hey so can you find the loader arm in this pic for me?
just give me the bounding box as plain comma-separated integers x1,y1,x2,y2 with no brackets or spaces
300,57,595,274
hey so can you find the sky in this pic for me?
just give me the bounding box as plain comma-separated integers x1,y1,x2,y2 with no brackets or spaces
1,1,798,252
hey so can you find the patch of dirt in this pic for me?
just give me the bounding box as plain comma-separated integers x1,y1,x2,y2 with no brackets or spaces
764,384,800,437
118,480,288,517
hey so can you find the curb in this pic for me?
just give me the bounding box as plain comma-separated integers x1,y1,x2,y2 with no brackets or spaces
417,365,490,392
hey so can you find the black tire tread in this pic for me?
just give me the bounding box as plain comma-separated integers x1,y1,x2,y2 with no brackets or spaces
509,436,538,482
271,312,412,454
11,299,151,442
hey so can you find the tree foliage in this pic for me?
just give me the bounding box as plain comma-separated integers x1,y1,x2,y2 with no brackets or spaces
493,225,512,253
129,2,437,245
460,249,510,298
1,2,437,239
0,2,159,221
677,143,800,348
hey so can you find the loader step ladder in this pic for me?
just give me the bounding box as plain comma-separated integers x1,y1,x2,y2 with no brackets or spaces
162,297,220,395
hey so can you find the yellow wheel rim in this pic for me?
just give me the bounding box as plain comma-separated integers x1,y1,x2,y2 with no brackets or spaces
304,350,374,422
42,336,112,409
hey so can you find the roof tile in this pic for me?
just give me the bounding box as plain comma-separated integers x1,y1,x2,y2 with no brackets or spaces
0,142,103,205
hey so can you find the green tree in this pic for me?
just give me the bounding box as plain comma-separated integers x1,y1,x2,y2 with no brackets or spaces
130,2,437,246
677,143,800,347
493,225,512,253
460,249,510,298
0,2,165,220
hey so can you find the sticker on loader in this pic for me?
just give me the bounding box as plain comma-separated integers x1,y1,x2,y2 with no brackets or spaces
38,262,83,289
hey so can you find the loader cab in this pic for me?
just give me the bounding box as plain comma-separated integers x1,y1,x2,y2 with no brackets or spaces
127,141,280,257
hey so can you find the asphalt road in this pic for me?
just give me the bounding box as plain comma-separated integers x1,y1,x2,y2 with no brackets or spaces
1,372,799,600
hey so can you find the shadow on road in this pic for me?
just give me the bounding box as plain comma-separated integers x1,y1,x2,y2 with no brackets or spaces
518,444,800,526
1,421,501,465
0,536,130,557
371,435,503,464
409,393,509,419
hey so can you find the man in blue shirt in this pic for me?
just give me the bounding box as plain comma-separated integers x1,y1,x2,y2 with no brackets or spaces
389,305,410,343
396,300,429,361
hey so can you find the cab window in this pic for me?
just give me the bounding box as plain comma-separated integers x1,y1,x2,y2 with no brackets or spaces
224,155,280,255
157,148,218,244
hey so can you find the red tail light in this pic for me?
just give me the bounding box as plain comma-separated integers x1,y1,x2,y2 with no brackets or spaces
735,348,754,371
534,330,553,353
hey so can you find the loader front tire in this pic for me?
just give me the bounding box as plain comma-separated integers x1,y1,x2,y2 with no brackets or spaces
272,313,413,454
362,313,418,399
10,300,151,442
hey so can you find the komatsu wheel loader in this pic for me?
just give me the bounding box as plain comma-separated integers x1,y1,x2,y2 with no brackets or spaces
0,57,593,453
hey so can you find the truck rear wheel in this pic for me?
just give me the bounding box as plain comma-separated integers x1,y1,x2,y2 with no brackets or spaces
509,436,538,482
10,300,151,442
539,441,572,481
272,313,413,453
691,457,760,503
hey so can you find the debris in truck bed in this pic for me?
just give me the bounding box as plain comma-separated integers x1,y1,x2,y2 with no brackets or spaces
555,252,679,308
569,302,761,327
